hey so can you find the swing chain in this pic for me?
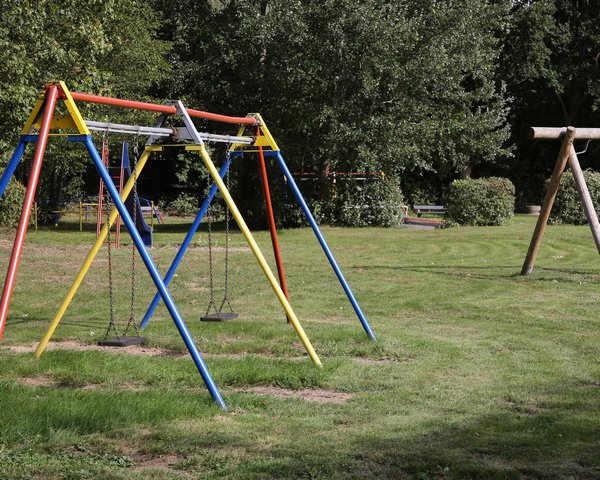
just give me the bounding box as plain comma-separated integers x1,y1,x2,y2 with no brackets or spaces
218,167,234,314
205,170,218,316
102,134,119,340
125,137,141,335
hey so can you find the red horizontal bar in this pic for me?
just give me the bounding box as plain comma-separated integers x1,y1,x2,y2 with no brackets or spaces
71,92,176,114
186,108,256,125
70,91,257,125
293,171,385,177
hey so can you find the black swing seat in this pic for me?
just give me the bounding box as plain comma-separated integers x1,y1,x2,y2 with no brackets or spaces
98,336,146,347
200,312,239,322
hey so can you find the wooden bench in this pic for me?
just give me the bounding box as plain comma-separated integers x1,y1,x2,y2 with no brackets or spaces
413,205,445,217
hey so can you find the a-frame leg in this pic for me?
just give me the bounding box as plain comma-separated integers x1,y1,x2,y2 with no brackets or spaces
521,127,576,275
0,85,59,340
256,135,291,323
273,150,377,341
567,145,600,252
140,154,234,329
198,145,322,367
0,140,28,198
81,136,226,409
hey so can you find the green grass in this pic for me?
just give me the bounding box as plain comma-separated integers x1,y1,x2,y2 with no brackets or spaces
0,215,598,479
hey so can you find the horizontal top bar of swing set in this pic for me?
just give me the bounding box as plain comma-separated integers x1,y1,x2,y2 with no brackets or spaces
85,120,254,144
531,127,600,140
69,91,258,125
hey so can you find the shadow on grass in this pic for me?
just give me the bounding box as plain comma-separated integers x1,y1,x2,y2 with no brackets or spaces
350,395,599,478
353,263,600,284
248,387,600,478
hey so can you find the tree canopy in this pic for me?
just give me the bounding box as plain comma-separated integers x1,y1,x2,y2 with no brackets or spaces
0,0,598,224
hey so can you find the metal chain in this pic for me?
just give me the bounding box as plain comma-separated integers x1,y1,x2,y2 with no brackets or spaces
218,167,235,314
102,134,119,340
204,169,218,316
125,137,140,335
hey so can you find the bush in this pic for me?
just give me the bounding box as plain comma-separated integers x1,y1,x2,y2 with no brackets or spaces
167,193,199,216
334,175,405,227
0,179,25,226
445,177,515,226
548,170,600,225
277,175,405,228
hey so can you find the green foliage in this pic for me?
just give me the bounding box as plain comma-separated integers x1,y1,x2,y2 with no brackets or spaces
0,179,25,226
445,177,515,226
157,0,510,225
167,193,199,216
334,176,404,227
278,176,404,228
0,0,170,205
548,170,600,225
500,1,600,209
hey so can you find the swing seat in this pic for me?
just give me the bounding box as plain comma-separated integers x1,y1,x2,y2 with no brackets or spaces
98,335,146,347
200,312,239,322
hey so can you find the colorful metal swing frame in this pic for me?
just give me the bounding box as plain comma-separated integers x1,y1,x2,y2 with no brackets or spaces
0,82,376,410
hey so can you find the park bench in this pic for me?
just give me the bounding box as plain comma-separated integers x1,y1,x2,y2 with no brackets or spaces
413,205,445,217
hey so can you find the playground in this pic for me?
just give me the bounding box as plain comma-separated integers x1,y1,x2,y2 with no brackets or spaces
0,83,597,478
0,214,598,478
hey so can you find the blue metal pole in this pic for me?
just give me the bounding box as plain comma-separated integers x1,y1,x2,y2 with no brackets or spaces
0,140,28,199
273,151,377,341
81,136,227,410
140,154,233,329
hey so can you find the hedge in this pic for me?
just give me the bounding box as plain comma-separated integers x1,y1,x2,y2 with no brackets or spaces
548,170,600,225
0,179,25,226
445,177,515,226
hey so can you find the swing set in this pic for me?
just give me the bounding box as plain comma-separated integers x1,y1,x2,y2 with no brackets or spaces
0,82,376,410
522,126,600,274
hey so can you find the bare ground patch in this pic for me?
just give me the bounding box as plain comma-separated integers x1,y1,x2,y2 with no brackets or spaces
3,341,402,366
19,375,57,388
16,375,149,392
233,385,353,404
1,341,185,357
1,341,306,361
354,356,409,365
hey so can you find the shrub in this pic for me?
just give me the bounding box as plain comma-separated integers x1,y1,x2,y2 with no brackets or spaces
0,180,25,226
277,174,405,228
334,175,405,227
445,177,515,226
167,193,199,216
546,170,600,225
548,170,600,225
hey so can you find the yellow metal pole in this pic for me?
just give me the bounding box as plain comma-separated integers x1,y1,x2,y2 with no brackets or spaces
198,145,322,367
34,148,154,358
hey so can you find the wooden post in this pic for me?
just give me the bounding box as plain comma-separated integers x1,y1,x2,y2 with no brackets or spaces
521,127,576,275
568,146,600,253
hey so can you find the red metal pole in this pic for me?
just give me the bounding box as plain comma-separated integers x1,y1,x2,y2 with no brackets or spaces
186,108,257,125
0,85,59,340
256,128,291,321
70,91,257,125
71,91,176,115
96,139,108,238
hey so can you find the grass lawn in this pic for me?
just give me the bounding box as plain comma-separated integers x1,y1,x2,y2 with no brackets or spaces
0,214,598,479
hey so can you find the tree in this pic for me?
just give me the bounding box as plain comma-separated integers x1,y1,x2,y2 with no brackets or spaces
500,0,600,206
156,0,511,223
0,0,170,209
